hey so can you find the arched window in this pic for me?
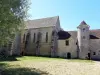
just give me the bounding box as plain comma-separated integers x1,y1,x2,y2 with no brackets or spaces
46,32,48,43
26,32,30,41
37,32,42,42
33,33,35,43
25,32,30,48
23,34,25,43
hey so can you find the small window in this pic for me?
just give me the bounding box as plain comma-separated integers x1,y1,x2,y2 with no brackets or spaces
83,28,85,31
65,40,69,46
76,42,77,45
93,52,96,55
52,31,54,36
46,32,48,43
33,33,35,43
83,36,85,39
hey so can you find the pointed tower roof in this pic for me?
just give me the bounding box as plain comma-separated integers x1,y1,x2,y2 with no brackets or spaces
77,20,90,29
80,20,87,25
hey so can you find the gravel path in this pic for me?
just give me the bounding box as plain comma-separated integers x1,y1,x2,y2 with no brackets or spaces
11,60,100,75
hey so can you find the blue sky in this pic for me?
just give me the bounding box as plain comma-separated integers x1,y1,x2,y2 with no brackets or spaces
28,0,100,31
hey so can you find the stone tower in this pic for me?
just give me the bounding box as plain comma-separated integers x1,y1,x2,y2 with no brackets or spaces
77,21,90,59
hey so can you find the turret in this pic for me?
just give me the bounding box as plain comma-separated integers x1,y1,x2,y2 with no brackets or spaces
77,21,90,59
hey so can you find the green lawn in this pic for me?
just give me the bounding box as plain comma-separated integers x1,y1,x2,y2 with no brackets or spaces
0,56,99,75
0,56,53,75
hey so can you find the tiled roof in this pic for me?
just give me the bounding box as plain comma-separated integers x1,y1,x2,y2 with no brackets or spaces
67,29,100,39
58,31,71,40
77,21,89,28
90,29,100,39
80,21,87,25
68,31,77,38
90,35,99,39
25,16,59,29
58,29,100,40
58,30,77,40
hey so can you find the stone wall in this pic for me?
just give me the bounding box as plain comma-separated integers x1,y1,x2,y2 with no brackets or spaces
58,31,77,58
24,27,54,56
90,39,100,60
77,24,90,59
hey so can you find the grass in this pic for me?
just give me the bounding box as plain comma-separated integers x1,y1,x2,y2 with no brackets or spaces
12,56,93,62
0,63,49,75
0,56,52,75
0,56,97,75
16,56,65,61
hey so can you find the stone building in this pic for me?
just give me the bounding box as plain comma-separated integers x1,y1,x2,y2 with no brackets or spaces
12,16,100,60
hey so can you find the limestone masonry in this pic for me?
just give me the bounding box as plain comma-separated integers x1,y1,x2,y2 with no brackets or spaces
12,16,100,60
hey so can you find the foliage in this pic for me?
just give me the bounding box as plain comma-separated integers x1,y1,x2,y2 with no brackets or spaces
0,49,7,58
0,0,29,45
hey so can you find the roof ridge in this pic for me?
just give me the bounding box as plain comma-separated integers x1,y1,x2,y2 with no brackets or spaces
25,16,59,29
27,16,59,22
65,30,77,32
90,29,100,31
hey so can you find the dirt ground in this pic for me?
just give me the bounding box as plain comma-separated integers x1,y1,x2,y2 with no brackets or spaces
11,59,100,75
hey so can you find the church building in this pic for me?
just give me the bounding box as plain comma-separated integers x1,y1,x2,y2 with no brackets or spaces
12,16,100,60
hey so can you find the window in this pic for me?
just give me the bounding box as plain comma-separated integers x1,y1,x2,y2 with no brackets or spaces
23,34,25,43
26,32,30,41
33,33,35,43
83,36,85,39
93,52,96,55
83,28,85,32
46,32,48,43
37,32,42,42
25,32,30,48
76,42,77,45
65,40,69,46
52,31,54,36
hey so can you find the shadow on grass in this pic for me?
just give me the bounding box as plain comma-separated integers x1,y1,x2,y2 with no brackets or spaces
0,55,23,61
92,59,100,62
1,68,49,75
0,63,49,75
0,56,18,61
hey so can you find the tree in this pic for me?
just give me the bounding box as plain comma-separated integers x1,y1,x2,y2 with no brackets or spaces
0,0,29,46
